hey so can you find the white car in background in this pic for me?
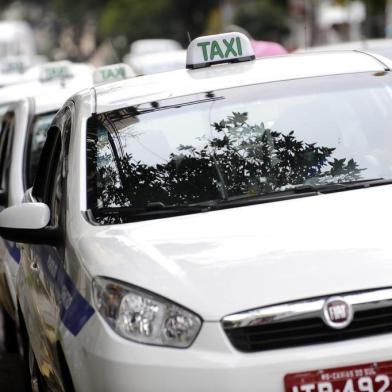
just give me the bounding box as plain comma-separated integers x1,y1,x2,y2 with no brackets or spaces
124,49,186,75
124,38,185,75
0,21,45,88
0,60,94,352
0,62,136,356
0,21,36,59
3,33,392,392
129,38,182,55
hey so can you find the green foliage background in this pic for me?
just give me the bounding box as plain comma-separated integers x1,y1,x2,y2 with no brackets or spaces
234,0,290,41
8,0,221,46
0,0,388,56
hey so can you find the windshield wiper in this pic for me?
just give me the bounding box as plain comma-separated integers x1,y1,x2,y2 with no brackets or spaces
206,187,319,208
198,178,392,209
91,202,213,221
291,178,392,194
90,178,392,223
90,192,317,222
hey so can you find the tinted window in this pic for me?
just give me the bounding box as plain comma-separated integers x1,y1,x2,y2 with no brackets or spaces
0,105,9,120
25,112,55,188
0,112,15,200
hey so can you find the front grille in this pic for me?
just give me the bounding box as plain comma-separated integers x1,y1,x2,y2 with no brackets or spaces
222,288,392,353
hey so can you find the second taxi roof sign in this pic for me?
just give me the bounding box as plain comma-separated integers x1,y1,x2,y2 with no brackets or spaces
186,32,255,69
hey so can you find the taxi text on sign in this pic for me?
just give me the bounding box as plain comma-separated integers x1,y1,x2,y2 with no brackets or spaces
39,61,73,82
197,37,243,61
93,63,136,85
186,32,255,69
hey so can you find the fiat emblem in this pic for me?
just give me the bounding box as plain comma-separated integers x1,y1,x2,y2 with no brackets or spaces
322,296,353,329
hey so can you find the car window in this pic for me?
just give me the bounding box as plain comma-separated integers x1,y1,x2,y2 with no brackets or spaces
32,125,62,227
32,108,71,228
25,112,56,189
86,72,392,224
0,105,9,121
0,111,15,204
50,115,71,227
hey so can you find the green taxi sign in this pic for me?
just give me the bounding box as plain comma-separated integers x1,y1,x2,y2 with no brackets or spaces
93,63,136,85
186,32,255,69
39,61,73,82
0,56,29,74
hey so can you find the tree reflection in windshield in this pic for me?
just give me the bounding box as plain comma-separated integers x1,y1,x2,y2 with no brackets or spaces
86,111,363,222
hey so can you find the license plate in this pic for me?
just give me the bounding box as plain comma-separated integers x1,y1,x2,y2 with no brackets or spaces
285,361,392,392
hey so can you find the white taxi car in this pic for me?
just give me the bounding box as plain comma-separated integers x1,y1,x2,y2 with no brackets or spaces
0,62,135,351
0,21,36,59
2,33,392,391
0,61,95,351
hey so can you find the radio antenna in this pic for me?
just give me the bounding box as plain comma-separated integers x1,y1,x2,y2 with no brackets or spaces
187,31,192,44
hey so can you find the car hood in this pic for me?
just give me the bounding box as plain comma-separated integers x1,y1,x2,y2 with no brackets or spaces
78,186,392,320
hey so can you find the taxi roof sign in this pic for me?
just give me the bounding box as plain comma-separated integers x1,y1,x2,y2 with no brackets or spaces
186,32,255,69
0,56,30,74
93,63,136,85
39,60,73,82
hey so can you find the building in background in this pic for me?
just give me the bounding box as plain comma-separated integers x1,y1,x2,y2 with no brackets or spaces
289,0,367,49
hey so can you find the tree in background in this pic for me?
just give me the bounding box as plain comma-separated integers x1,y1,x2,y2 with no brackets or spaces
51,0,219,58
233,0,290,43
1,0,220,60
361,0,387,37
2,0,391,60
100,0,220,46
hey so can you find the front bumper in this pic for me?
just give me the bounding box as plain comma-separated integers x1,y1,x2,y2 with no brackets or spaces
61,314,392,392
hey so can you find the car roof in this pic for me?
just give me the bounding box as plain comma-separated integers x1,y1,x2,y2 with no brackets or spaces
34,85,84,114
0,81,90,116
0,79,39,104
0,65,94,114
87,51,390,115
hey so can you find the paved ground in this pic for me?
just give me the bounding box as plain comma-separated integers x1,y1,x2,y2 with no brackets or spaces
0,310,27,391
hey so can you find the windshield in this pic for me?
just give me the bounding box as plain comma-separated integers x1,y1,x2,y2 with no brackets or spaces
86,72,392,224
25,112,55,188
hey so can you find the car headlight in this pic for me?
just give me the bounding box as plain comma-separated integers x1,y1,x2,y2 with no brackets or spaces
92,277,202,348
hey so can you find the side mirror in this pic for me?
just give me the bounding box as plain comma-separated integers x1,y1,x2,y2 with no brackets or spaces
0,203,60,245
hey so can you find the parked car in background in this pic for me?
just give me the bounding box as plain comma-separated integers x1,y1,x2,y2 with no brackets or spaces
124,38,185,75
0,21,36,59
124,49,186,75
129,38,182,56
0,60,94,354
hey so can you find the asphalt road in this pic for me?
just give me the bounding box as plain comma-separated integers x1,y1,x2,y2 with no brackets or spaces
0,310,27,391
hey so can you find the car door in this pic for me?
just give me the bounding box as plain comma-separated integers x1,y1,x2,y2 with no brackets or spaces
18,106,72,390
